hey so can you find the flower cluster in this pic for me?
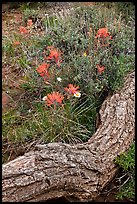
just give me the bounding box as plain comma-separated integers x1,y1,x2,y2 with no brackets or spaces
13,41,20,46
43,92,64,109
82,27,113,75
96,64,105,74
95,28,112,39
42,83,81,108
35,45,80,109
19,19,33,34
44,46,62,67
19,26,28,34
13,19,33,46
36,63,50,81
64,84,81,98
95,27,112,48
94,27,112,74
36,46,63,83
36,27,112,107
36,28,110,109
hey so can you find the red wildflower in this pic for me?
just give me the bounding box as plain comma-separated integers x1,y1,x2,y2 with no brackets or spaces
36,63,50,73
44,46,62,67
64,84,80,95
95,28,112,39
96,64,105,74
13,41,20,45
36,63,50,80
27,19,33,26
19,26,28,34
40,70,50,79
45,92,64,109
46,49,61,60
95,28,109,38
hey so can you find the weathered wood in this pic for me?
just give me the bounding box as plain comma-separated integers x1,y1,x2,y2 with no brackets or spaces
2,71,135,202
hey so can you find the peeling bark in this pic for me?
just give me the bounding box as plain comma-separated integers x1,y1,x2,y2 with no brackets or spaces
2,71,135,202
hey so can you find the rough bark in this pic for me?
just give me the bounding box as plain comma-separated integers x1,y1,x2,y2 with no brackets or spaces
2,71,135,202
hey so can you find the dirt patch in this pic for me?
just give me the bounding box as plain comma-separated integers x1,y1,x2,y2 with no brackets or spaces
2,92,11,111
2,65,25,112
2,9,25,112
80,2,94,6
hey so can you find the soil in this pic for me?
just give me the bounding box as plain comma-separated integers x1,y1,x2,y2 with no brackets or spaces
2,2,134,203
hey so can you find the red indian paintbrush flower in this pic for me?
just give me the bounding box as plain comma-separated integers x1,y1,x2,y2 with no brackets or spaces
36,63,50,80
96,64,105,74
95,27,112,39
19,26,28,34
95,28,109,38
44,46,62,67
95,28,112,47
36,63,50,74
64,84,80,95
44,92,64,109
13,41,20,45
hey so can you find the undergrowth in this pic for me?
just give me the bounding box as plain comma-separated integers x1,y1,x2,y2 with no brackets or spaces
115,143,135,201
2,3,135,161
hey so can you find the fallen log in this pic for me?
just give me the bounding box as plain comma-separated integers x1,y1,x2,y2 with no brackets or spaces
2,71,135,202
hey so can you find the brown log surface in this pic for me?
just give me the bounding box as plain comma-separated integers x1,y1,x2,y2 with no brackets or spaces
2,71,135,202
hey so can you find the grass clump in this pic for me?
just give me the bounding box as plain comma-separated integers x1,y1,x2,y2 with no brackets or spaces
115,143,135,201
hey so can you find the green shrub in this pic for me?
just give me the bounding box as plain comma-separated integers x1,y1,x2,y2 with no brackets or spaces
2,2,135,149
115,143,135,201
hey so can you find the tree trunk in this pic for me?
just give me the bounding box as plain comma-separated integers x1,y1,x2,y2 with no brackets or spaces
2,71,135,202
